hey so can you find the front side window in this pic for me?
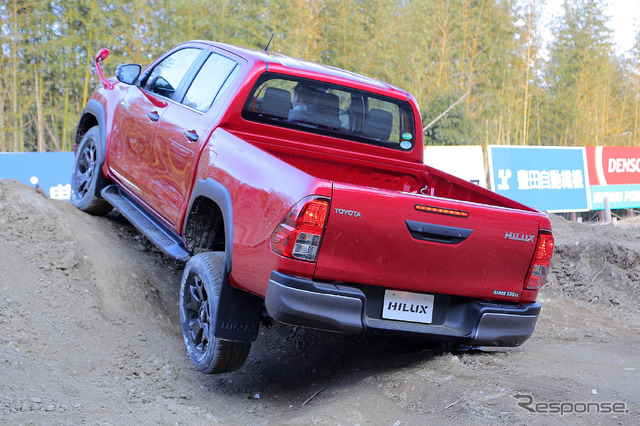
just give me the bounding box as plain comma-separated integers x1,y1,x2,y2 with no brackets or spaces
144,48,201,99
183,52,239,112
242,74,416,150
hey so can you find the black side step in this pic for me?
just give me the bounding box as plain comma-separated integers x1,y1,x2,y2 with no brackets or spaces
101,185,190,262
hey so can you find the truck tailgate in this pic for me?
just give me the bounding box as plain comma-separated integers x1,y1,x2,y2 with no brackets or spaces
314,183,541,302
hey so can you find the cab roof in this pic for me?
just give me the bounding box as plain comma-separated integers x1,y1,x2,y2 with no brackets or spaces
189,40,410,102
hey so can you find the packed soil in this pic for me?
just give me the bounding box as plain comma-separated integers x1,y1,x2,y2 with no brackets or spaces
0,178,638,425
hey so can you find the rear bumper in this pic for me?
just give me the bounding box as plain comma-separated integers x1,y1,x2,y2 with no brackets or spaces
265,271,540,347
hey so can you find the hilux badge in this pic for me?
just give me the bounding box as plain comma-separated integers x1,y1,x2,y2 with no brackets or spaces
504,231,535,243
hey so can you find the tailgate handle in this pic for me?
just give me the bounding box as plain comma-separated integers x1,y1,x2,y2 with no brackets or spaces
406,220,473,245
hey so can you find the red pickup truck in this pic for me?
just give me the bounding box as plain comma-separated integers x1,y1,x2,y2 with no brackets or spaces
71,41,554,374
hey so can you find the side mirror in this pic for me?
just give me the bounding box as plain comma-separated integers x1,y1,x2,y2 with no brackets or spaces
115,64,142,85
94,47,113,89
95,48,110,63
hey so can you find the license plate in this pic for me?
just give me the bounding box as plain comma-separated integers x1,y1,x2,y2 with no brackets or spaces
382,290,434,324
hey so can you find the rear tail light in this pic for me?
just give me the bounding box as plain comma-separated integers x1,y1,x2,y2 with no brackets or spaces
271,196,330,262
524,231,554,290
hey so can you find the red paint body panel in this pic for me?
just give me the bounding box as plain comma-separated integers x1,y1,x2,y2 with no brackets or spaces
145,103,212,226
194,128,331,296
107,84,168,198
315,183,540,302
81,40,551,308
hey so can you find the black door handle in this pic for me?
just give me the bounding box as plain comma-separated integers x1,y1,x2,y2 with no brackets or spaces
406,220,473,245
147,110,160,121
184,129,199,142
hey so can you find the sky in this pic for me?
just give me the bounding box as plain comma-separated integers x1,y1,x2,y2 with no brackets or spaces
541,0,640,56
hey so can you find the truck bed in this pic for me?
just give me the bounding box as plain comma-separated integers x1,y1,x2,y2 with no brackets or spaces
230,128,534,211
228,128,542,304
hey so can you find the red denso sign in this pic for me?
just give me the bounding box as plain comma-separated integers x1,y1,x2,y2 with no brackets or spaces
586,146,640,185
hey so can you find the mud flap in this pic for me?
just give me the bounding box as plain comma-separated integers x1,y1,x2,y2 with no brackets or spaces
213,276,263,342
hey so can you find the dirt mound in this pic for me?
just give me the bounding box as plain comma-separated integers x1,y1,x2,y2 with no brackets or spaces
1,179,638,425
0,179,189,423
0,179,77,272
545,214,640,309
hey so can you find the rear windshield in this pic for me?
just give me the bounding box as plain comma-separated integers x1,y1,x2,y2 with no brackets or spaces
241,74,416,151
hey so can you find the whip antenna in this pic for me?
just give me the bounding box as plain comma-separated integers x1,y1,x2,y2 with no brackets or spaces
264,33,275,52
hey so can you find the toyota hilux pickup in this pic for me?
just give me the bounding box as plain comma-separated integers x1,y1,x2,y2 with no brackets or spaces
71,40,554,374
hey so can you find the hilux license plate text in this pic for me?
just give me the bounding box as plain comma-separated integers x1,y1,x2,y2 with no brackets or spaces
382,290,434,324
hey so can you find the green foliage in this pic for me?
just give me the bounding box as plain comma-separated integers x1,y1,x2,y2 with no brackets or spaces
0,0,639,152
423,93,473,146
544,0,618,146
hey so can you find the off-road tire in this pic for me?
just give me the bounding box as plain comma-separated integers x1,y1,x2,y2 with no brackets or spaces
180,252,251,374
70,126,112,215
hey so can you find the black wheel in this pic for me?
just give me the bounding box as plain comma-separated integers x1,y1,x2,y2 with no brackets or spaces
180,252,251,374
70,126,112,215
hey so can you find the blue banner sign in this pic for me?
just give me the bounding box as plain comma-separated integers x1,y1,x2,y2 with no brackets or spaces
0,152,75,200
488,146,589,212
589,184,640,210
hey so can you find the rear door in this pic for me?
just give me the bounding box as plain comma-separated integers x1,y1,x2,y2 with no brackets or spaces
143,51,241,228
314,183,541,302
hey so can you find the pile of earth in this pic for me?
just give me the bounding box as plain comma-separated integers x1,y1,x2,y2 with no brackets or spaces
545,214,640,311
1,179,638,425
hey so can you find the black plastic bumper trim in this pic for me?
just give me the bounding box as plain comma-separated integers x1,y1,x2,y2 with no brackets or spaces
265,272,364,333
266,271,540,347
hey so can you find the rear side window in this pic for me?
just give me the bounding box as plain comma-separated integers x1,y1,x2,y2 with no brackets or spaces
183,52,239,113
241,74,416,150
